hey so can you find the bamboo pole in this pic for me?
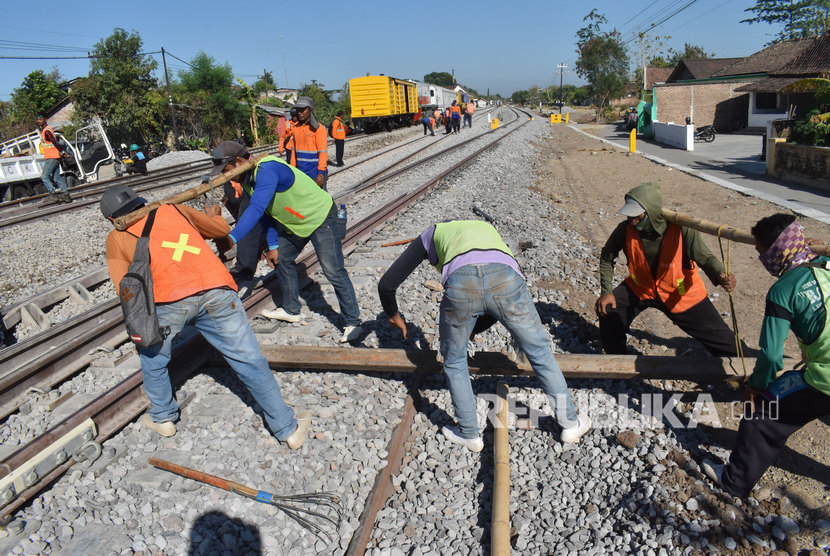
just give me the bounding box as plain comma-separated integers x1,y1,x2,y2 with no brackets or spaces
491,382,511,556
255,345,754,382
113,153,268,230
662,208,830,257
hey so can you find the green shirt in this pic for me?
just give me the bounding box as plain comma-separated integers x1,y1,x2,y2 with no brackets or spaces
752,256,830,391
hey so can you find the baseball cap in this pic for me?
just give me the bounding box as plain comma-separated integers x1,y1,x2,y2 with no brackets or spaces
100,184,147,218
210,141,249,176
617,196,645,217
293,96,314,110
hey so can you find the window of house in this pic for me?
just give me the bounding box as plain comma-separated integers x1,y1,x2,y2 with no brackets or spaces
755,93,778,110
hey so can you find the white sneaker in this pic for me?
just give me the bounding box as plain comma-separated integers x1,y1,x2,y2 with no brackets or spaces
285,410,311,450
261,307,304,323
442,425,484,452
701,458,725,486
560,414,591,443
340,325,363,343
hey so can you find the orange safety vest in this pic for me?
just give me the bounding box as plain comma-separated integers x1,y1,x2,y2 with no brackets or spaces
40,125,61,159
624,223,707,313
126,204,237,303
332,116,346,140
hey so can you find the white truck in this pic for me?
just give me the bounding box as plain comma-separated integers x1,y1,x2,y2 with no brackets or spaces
0,121,115,202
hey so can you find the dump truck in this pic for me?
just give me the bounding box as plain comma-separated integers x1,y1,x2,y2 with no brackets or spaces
0,121,115,201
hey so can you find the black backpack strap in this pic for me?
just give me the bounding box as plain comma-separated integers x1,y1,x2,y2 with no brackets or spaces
800,260,830,270
141,208,158,238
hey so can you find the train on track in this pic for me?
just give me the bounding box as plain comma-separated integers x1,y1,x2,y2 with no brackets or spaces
349,75,472,133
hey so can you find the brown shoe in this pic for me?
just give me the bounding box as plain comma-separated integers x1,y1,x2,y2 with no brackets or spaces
285,410,311,449
142,413,176,437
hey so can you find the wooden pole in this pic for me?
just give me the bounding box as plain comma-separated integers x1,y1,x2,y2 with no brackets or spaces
491,382,511,556
662,208,830,257
254,345,754,382
113,153,268,230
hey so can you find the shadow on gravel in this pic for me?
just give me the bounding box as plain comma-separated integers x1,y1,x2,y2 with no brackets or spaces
188,510,262,555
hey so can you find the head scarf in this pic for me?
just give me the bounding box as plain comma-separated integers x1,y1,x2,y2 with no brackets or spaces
759,220,814,277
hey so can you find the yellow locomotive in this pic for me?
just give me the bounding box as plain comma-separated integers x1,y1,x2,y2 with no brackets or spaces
349,75,418,133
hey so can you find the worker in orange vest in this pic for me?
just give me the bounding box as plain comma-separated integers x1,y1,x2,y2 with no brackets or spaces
36,115,72,203
464,100,476,128
331,111,347,167
596,182,742,356
286,96,328,189
450,101,462,134
279,108,298,166
100,184,311,447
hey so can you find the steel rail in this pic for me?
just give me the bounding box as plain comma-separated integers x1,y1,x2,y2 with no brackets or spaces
0,143,279,226
0,109,531,522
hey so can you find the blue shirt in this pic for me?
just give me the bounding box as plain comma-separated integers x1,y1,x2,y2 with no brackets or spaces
228,160,296,250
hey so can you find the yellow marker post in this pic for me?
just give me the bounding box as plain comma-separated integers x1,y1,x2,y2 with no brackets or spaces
490,118,500,129
565,113,569,123
629,129,637,152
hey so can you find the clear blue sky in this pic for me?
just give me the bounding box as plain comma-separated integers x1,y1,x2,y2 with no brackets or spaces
1,0,776,102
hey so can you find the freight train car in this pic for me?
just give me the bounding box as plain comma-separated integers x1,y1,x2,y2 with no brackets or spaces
413,81,456,111
349,75,418,133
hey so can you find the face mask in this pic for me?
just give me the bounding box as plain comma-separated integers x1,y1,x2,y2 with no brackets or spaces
634,214,650,233
758,221,813,277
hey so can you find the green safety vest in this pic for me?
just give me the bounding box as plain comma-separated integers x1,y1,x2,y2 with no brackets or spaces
432,220,514,273
244,155,333,238
799,266,830,396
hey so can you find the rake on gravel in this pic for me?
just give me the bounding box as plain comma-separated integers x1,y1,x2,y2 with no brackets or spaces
149,457,342,541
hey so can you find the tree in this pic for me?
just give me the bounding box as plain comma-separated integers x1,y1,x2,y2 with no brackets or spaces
11,69,65,121
177,51,247,144
511,90,529,105
667,43,713,64
72,28,160,142
253,69,276,95
574,10,630,119
423,72,454,87
742,0,830,42
633,32,670,92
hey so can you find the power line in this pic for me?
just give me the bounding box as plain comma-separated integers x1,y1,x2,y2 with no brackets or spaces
0,50,161,61
623,0,700,45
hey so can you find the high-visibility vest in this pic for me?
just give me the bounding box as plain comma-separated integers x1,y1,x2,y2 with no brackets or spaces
244,155,333,238
624,223,707,313
431,220,514,274
798,267,830,396
126,205,236,303
332,117,346,140
40,125,61,159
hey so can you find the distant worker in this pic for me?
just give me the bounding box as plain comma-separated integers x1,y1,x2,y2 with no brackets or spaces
596,182,741,356
35,115,72,203
125,144,148,175
703,214,830,497
100,184,310,448
443,107,452,135
433,108,442,129
287,96,328,189
331,110,347,167
378,220,591,452
464,101,475,128
210,141,363,343
450,100,461,134
279,108,298,166
422,114,435,136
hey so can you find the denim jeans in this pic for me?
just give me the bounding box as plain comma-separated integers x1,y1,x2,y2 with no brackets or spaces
139,288,297,440
439,263,577,438
41,158,67,193
276,204,361,326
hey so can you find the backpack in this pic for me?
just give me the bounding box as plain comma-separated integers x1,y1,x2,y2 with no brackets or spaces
118,209,169,348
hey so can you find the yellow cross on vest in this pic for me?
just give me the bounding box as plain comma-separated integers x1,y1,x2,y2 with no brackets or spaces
161,233,201,261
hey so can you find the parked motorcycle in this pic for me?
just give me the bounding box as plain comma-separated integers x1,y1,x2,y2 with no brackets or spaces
694,125,716,143
113,143,130,177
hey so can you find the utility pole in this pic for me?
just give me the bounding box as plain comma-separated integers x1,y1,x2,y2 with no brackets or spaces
161,47,179,150
280,35,288,90
556,63,568,114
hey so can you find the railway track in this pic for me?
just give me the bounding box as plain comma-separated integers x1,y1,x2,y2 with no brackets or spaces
0,109,531,552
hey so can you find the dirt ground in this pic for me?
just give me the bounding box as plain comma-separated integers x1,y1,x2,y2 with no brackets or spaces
534,114,830,553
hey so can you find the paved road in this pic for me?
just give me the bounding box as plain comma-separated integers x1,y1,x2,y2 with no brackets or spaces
572,122,830,225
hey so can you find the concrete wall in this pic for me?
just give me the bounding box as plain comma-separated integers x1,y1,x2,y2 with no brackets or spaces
771,142,830,189
654,82,752,132
653,122,694,151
